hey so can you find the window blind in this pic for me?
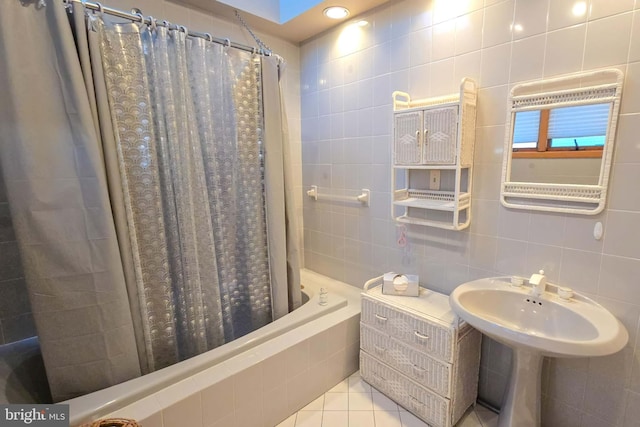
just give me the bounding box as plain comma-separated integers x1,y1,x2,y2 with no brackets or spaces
512,110,540,148
548,103,611,139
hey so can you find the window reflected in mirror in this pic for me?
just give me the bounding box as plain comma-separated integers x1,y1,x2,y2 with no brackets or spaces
511,103,610,158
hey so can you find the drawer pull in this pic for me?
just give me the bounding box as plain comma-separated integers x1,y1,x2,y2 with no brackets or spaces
375,314,388,321
374,345,386,355
409,395,424,406
373,373,387,382
414,330,429,340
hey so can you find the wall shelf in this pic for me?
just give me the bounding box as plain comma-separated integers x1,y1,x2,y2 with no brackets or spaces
393,190,470,211
391,79,478,231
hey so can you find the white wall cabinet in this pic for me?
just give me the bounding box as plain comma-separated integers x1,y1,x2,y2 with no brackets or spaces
391,79,478,230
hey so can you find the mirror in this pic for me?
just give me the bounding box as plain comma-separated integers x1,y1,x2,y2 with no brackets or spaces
500,69,624,214
510,103,609,185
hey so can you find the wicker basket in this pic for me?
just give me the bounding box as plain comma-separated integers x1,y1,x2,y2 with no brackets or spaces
80,419,140,427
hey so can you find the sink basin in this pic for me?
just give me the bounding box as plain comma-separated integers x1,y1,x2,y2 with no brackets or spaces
450,277,627,357
450,277,628,427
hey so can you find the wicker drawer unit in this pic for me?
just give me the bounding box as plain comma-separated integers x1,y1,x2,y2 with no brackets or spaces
361,296,455,362
360,323,452,397
360,278,481,427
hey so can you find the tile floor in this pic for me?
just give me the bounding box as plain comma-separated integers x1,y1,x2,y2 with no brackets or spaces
276,371,499,427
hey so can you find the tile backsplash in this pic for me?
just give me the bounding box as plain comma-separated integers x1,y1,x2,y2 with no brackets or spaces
300,0,640,424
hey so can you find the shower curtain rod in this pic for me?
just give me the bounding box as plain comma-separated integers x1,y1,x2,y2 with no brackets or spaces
63,0,272,56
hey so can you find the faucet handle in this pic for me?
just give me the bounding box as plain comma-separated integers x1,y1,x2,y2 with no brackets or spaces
558,287,573,301
529,270,546,284
510,276,524,287
529,270,548,296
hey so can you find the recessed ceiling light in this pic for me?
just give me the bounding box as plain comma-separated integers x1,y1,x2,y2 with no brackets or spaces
355,20,369,27
323,6,350,20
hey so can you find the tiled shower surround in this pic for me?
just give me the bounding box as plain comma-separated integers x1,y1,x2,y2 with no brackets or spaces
300,0,640,425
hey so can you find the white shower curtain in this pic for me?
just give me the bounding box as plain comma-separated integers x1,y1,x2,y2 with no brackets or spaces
0,0,301,401
94,18,274,370
0,1,142,402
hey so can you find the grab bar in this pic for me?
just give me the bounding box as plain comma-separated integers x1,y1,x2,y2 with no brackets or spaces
306,185,370,207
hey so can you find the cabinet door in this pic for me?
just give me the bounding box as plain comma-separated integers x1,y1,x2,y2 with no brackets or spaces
394,111,423,165
423,106,458,164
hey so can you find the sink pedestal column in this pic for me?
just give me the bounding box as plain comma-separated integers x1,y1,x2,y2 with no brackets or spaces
498,348,543,427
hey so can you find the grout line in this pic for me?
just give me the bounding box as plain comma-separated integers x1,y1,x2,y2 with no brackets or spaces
292,373,493,427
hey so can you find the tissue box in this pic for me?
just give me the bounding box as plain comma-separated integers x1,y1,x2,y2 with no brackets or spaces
382,273,420,297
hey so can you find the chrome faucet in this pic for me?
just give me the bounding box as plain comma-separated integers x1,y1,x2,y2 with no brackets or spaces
529,270,547,297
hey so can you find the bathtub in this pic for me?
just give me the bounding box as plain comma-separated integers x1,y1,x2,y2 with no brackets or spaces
67,269,362,427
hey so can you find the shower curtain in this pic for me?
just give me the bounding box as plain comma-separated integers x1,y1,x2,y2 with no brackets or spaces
0,0,301,402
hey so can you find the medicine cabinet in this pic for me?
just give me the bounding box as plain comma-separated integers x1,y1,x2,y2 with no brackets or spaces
391,78,478,230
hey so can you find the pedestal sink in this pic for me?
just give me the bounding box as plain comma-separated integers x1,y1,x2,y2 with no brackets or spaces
449,277,628,427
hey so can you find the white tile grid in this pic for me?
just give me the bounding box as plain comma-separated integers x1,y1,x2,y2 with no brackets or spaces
302,0,640,422
276,371,498,427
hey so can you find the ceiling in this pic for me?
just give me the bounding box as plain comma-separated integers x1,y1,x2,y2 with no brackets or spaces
174,0,392,44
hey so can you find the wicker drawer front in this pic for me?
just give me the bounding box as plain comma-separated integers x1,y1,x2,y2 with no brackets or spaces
360,323,452,397
360,351,451,427
361,296,454,363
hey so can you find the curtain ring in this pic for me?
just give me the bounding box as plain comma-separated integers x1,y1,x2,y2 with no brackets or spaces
224,38,231,48
162,20,171,30
134,12,144,24
148,16,157,31
94,1,104,16
252,47,256,55
204,33,213,42
178,25,189,36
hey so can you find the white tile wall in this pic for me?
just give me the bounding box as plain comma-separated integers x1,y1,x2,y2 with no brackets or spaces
512,0,548,40
510,35,545,83
300,0,640,424
482,1,515,48
548,0,587,31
